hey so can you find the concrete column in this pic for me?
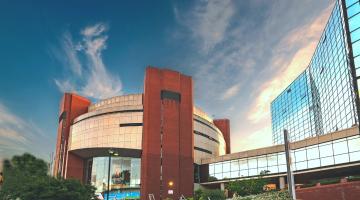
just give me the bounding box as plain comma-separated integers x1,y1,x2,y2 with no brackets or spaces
220,183,225,191
279,176,286,189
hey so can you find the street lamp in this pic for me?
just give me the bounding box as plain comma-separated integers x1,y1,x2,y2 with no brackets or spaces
107,150,113,200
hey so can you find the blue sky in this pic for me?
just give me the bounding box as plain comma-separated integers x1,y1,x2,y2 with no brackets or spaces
0,0,334,165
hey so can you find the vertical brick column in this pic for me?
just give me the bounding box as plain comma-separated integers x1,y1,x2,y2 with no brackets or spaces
141,67,194,199
213,119,231,154
53,93,90,182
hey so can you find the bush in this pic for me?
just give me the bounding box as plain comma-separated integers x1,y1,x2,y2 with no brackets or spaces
207,176,218,182
199,189,225,200
348,175,360,182
232,191,291,200
194,189,203,200
317,178,340,185
226,177,268,196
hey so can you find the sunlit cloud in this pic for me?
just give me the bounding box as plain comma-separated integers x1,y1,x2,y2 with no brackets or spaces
54,23,123,99
247,4,333,124
221,83,241,100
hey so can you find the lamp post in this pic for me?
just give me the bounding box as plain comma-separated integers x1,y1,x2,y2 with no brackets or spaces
107,150,114,200
284,130,296,200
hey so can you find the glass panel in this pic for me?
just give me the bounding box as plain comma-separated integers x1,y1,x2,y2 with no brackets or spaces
349,13,360,32
223,162,230,172
267,154,278,166
239,159,248,170
268,165,278,174
348,137,360,152
249,168,258,176
239,170,248,177
278,153,286,165
278,165,287,173
334,154,349,164
308,159,321,168
349,151,360,161
214,163,222,174
223,172,230,179
319,143,333,157
248,158,257,169
347,1,360,18
295,149,307,162
258,156,267,168
231,160,240,171
321,156,334,166
307,147,320,160
214,173,223,180
230,171,239,179
296,161,307,170
333,141,348,155
209,164,215,175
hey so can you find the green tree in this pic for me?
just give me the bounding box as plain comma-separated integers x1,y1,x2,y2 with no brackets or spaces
226,176,269,196
0,153,95,200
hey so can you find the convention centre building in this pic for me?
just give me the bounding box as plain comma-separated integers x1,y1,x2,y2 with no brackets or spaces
53,0,360,199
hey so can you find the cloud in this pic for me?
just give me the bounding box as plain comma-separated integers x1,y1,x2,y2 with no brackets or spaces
235,125,273,151
221,83,240,100
247,4,333,123
175,0,235,53
54,23,122,99
0,102,52,169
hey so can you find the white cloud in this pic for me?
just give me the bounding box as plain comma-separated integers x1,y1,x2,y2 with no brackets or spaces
176,0,235,53
54,23,123,99
247,4,333,123
221,83,240,100
0,102,52,168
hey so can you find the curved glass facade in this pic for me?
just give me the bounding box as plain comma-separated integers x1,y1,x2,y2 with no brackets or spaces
208,134,360,181
90,156,141,197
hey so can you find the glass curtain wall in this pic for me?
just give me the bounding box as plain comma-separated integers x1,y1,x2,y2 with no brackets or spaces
90,156,141,199
271,0,359,144
208,135,360,181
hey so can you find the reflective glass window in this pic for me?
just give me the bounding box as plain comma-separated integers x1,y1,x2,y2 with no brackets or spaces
223,162,230,172
348,137,360,152
231,160,240,171
319,143,333,157
307,147,320,160
278,153,286,165
295,149,307,162
333,141,348,155
239,159,248,170
249,168,258,176
223,172,230,179
258,156,267,168
239,170,248,177
268,165,278,174
296,161,307,170
278,165,287,173
214,163,222,173
308,159,321,168
349,151,360,161
334,154,349,164
248,158,257,169
231,171,239,178
321,156,334,166
267,154,278,166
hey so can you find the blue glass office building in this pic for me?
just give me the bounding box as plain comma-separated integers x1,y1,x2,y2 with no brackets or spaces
271,0,360,144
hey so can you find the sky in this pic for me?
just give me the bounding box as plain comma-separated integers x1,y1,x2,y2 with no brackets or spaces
0,0,335,167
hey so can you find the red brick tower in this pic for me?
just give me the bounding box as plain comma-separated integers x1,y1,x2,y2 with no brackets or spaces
214,119,231,154
53,93,90,181
141,67,194,199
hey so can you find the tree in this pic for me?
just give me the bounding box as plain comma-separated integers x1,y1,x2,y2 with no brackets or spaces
199,189,225,200
226,176,269,196
0,153,95,200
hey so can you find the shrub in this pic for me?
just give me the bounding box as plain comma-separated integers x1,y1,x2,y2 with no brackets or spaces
199,189,225,200
226,177,268,196
348,175,360,182
194,189,203,200
207,176,218,182
232,190,290,200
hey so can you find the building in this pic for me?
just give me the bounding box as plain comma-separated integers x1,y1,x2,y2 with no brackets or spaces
53,0,360,199
197,0,360,193
54,67,230,200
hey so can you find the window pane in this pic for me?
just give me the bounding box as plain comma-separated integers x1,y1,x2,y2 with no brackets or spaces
231,160,239,171
333,141,348,155
258,156,267,168
308,159,320,168
350,151,360,162
209,164,215,175
295,149,307,162
320,143,333,157
249,168,257,176
248,158,257,169
296,161,307,170
267,154,278,166
334,154,349,164
239,159,248,170
223,162,230,172
230,171,239,178
240,170,248,177
268,165,278,174
278,153,286,165
215,163,222,173
348,137,360,152
321,157,334,166
223,172,230,179
307,147,320,160
278,165,287,173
